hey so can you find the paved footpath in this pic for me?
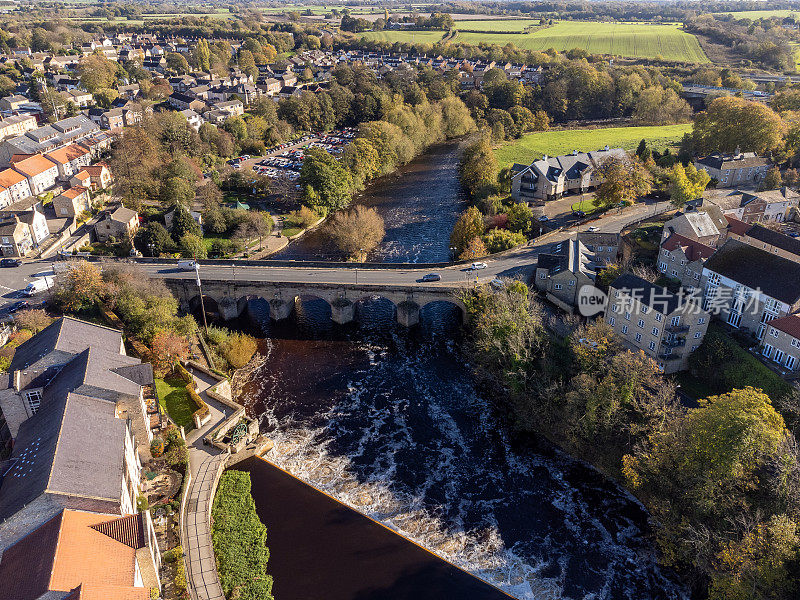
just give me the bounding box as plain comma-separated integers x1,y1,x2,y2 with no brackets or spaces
183,371,236,600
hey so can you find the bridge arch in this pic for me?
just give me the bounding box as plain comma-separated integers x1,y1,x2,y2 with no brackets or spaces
420,299,466,323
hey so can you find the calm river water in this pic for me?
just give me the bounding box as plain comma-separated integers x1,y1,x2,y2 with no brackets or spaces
237,143,685,599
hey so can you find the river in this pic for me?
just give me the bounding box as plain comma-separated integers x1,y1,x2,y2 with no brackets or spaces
236,142,685,599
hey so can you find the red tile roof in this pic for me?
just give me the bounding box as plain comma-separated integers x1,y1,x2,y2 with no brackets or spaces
90,513,145,549
60,185,88,199
0,167,28,187
13,153,57,177
768,314,800,340
46,143,90,165
661,233,716,263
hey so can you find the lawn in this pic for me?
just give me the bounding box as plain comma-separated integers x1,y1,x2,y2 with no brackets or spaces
495,123,692,168
360,21,709,63
155,376,195,431
570,198,602,215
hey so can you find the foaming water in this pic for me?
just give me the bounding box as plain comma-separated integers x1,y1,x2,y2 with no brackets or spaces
237,299,686,600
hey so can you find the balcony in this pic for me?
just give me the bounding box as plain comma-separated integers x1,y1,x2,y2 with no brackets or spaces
666,324,690,333
661,337,686,348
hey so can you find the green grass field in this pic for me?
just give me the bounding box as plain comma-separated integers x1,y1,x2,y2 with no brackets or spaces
495,123,692,168
452,19,541,31
360,21,708,63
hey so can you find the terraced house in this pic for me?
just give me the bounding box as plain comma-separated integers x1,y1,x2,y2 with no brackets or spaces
759,314,800,373
701,239,800,339
694,150,771,188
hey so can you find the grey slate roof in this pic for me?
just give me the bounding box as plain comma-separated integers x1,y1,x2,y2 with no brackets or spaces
609,273,696,315
746,224,800,257
704,239,800,305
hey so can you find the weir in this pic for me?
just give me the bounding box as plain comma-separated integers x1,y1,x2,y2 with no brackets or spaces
167,278,465,327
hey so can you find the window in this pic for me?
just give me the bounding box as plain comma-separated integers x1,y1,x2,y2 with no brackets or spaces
671,316,681,327
649,341,656,351
786,355,796,370
568,279,575,287
698,317,706,325
763,344,774,358
774,349,785,364
655,314,663,322
671,270,678,277
641,305,648,314
608,316,615,326
539,272,546,279
25,390,42,414
652,327,660,336
659,262,667,272
554,283,562,290
791,339,800,349
691,345,698,352
727,310,742,329
637,319,645,328
624,311,631,321
611,304,619,313
694,331,702,339
622,325,628,334
635,333,642,342
597,246,603,252
770,328,779,338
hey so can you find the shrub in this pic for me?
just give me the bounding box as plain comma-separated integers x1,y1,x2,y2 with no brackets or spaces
482,228,525,253
137,495,149,511
224,332,258,369
150,438,164,458
163,546,182,563
174,559,187,593
0,356,9,373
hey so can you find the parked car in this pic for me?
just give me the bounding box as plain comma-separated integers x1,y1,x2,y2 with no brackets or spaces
23,277,54,296
5,300,28,313
538,215,549,222
1,258,22,267
420,273,441,282
471,262,487,270
587,226,599,232
572,210,585,218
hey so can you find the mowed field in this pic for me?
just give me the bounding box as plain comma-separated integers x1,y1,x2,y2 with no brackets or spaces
495,124,692,168
715,9,800,19
360,21,709,63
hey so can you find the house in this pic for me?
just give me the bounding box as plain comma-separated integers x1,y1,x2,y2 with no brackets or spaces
0,115,100,164
660,210,721,247
694,150,771,187
168,91,205,112
0,509,162,599
0,167,32,203
658,233,716,290
100,107,125,130
701,239,800,339
510,147,629,203
260,77,282,96
60,88,93,108
11,153,59,195
12,207,50,247
725,221,800,264
534,237,596,313
96,205,139,242
0,215,32,256
71,163,113,191
0,93,30,111
214,99,244,117
0,184,10,209
706,187,800,224
53,185,91,217
605,273,710,373
575,231,620,267
180,108,204,131
0,113,38,141
45,143,92,180
759,314,800,372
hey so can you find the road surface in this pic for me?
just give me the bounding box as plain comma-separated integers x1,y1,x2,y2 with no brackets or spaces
0,199,671,310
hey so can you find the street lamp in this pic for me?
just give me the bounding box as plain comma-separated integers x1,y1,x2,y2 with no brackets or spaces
356,248,364,284
195,263,209,333
450,246,457,261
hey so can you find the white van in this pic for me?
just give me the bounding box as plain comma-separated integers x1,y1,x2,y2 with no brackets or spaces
177,260,197,271
23,276,55,296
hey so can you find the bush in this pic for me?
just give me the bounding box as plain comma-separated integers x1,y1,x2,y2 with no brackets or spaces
150,438,165,458
174,559,187,593
482,228,526,253
212,471,273,600
137,495,150,511
224,332,258,369
163,546,182,563
285,206,318,228
0,356,9,373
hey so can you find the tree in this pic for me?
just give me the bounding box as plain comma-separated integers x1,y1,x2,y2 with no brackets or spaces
635,139,652,162
148,329,189,376
193,38,211,72
693,96,786,155
633,87,692,125
161,176,194,208
237,49,259,81
327,205,385,261
482,228,526,253
759,166,783,191
450,206,485,256
78,53,118,92
506,202,534,235
14,308,52,333
594,157,652,209
667,163,711,208
178,233,207,259
53,261,105,313
461,135,498,200
135,222,174,256
170,204,201,239
299,147,352,214
166,52,190,75
459,236,487,260
234,211,273,250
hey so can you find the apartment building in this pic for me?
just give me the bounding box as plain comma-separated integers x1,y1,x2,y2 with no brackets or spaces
658,233,716,290
0,114,37,141
701,239,800,339
660,210,722,247
706,187,799,224
759,314,800,372
605,273,710,373
45,142,92,180
535,237,596,312
724,220,800,264
694,151,771,187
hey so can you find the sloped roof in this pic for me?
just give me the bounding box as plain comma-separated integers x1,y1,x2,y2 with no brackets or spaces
12,153,57,177
746,224,800,257
0,512,62,600
46,143,90,165
704,239,800,305
661,233,716,263
110,205,138,223
768,314,800,339
0,167,28,187
609,272,695,315
59,185,88,200
91,513,145,549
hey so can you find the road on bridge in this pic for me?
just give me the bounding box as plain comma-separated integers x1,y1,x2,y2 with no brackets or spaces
0,199,671,309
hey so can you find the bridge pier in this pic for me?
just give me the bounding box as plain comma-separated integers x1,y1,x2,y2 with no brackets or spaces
218,296,242,321
269,298,293,321
396,301,420,328
331,298,355,325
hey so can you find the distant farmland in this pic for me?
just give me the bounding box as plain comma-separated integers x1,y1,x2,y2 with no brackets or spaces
360,21,709,63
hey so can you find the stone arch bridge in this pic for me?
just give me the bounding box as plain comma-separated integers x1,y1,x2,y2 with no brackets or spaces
163,278,467,327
